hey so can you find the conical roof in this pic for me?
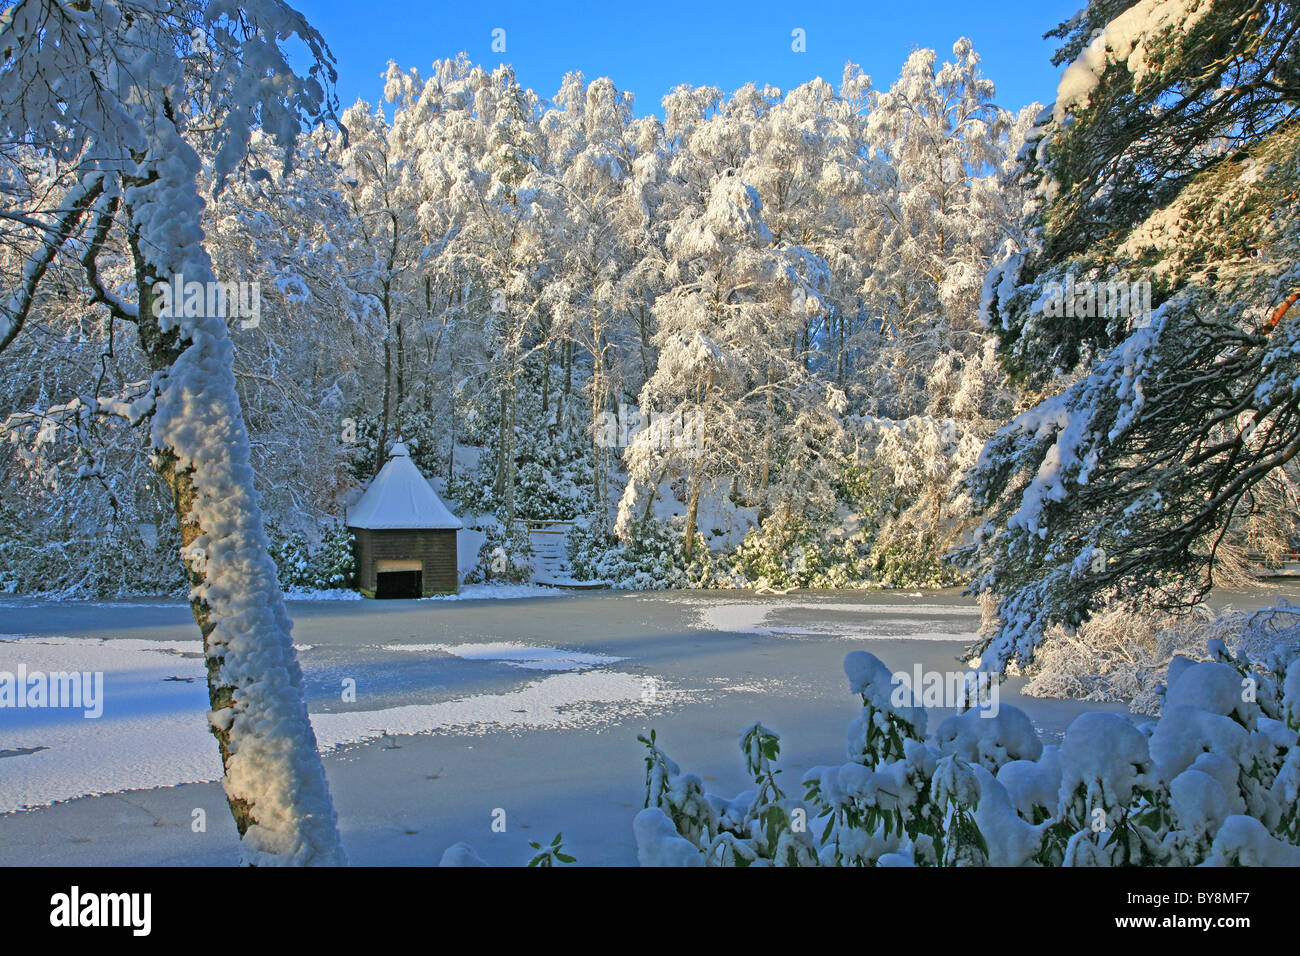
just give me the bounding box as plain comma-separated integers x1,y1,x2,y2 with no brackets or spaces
346,442,463,530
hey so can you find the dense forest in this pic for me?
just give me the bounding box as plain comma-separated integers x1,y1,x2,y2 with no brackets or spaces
4,0,1300,871
3,37,1046,595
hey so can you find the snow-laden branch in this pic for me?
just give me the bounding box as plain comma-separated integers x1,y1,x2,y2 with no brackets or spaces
0,173,105,353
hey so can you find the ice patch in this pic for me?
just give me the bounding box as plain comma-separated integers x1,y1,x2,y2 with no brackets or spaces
695,602,979,641
380,641,624,671
0,635,663,812
313,670,660,747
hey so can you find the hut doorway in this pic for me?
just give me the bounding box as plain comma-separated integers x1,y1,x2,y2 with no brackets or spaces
374,559,423,600
375,570,422,599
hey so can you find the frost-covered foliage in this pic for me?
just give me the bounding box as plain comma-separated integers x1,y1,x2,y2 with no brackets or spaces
636,628,1300,866
569,517,711,589
524,833,578,867
0,503,183,596
716,514,873,590
464,518,534,585
832,340,1019,588
267,523,355,591
1023,602,1300,716
964,0,1300,673
448,379,594,524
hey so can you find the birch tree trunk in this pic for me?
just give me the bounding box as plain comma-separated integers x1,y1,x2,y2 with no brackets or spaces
126,182,346,866
0,0,347,867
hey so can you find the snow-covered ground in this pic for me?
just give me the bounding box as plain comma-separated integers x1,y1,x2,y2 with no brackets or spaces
1,586,1294,866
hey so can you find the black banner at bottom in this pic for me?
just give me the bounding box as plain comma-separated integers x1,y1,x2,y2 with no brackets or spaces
0,864,1279,944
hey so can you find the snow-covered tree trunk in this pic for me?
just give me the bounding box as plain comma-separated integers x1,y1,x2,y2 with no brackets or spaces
156,446,341,858
126,175,346,865
681,380,711,562
0,0,348,865
588,299,609,523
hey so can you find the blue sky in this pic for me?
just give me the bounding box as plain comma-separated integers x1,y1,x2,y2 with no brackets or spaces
291,0,1082,116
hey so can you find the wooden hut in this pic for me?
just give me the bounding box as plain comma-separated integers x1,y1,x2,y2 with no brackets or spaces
347,441,462,598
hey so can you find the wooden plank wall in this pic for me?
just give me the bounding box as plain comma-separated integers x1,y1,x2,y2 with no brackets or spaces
349,528,459,596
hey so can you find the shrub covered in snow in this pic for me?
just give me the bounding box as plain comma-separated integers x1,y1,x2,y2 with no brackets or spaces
634,635,1300,866
464,518,534,585
267,527,312,588
305,524,358,590
1021,603,1300,716
869,525,963,589
444,374,594,525
568,517,712,589
716,514,873,590
267,523,356,591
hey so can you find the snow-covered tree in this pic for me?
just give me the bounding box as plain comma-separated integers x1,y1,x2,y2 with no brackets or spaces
964,0,1300,673
620,165,826,555
537,73,639,522
0,0,346,864
209,128,370,533
336,97,433,475
856,39,1015,418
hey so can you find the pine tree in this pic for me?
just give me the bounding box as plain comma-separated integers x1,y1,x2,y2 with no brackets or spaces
965,0,1300,672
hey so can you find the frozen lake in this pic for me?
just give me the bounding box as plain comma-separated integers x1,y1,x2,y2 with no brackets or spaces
1,585,1294,866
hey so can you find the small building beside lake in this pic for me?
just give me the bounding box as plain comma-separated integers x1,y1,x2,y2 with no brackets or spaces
347,441,462,598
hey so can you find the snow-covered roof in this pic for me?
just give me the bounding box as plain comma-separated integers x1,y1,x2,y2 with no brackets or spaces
347,442,463,531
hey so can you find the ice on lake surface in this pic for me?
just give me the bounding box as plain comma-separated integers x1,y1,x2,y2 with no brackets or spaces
1,585,1294,865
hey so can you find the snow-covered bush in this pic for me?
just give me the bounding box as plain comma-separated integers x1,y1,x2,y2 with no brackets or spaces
267,522,356,591
569,517,712,589
869,525,961,589
1019,605,1214,714
513,457,587,522
447,434,591,525
634,623,1300,866
267,527,312,589
464,519,534,585
1022,603,1300,716
717,514,873,590
305,524,358,590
